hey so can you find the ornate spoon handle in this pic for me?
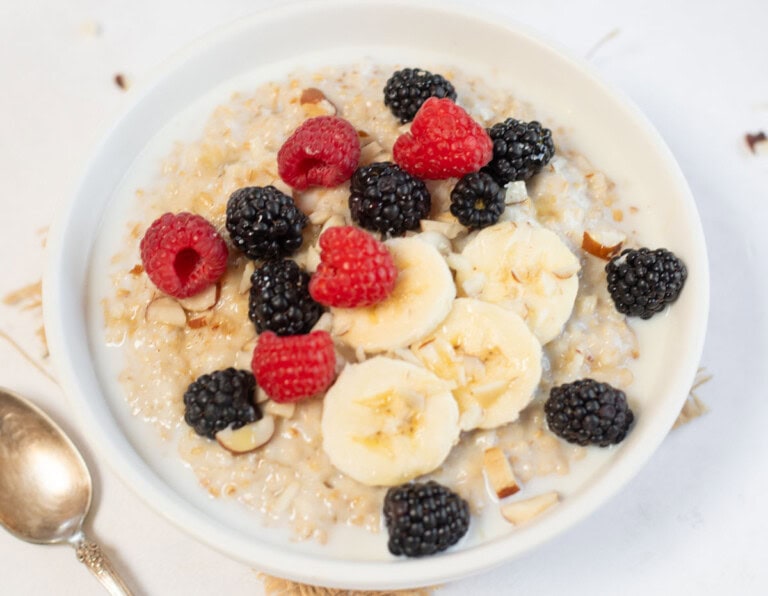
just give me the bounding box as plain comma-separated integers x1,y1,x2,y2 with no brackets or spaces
73,534,134,596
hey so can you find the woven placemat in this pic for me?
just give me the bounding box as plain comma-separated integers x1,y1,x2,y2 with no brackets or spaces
260,574,435,595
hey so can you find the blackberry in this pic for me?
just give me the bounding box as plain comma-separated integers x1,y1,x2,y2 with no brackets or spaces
545,379,634,447
249,259,322,336
482,119,555,184
383,68,457,123
383,481,470,558
606,248,687,319
349,162,431,237
226,186,308,260
183,368,260,439
449,172,506,229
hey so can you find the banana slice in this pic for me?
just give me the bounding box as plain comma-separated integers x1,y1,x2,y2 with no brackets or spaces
331,237,455,352
321,357,460,486
455,221,580,344
411,298,542,431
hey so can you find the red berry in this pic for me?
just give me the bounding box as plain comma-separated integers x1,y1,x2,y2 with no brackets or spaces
309,226,397,308
252,331,336,403
139,212,228,298
393,98,493,180
277,116,361,190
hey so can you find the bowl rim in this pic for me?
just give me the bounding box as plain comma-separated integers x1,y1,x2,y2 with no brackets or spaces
42,0,710,589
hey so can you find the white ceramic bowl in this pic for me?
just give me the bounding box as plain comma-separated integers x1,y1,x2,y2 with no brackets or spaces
43,0,709,590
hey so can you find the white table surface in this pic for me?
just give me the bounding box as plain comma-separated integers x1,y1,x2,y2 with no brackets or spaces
1,0,766,594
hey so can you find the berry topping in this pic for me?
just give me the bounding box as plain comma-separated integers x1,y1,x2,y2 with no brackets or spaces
277,115,361,190
544,379,634,447
605,247,687,319
309,226,397,308
383,481,470,558
393,98,493,180
140,212,228,299
482,118,555,184
226,186,308,260
348,162,431,237
449,171,506,229
183,368,260,439
249,259,323,336
252,330,336,403
383,68,457,123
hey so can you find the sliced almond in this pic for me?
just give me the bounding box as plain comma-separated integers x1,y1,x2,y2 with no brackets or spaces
268,178,293,197
504,181,529,205
145,297,186,327
304,245,321,273
215,416,275,454
420,218,464,240
359,141,385,166
177,283,219,312
311,312,334,333
300,87,326,104
309,209,332,225
500,491,559,525
483,447,520,498
239,261,255,294
255,386,270,404
188,316,208,329
320,214,347,235
581,230,624,260
300,90,337,117
263,400,296,419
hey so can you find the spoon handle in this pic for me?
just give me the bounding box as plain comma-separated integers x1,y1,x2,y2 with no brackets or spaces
74,535,135,596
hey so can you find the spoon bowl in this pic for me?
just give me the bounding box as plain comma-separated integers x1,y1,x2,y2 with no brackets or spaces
0,388,133,595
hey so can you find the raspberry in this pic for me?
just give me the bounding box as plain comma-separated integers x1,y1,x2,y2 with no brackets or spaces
140,212,228,299
393,98,493,180
309,226,397,308
277,116,361,190
252,330,336,403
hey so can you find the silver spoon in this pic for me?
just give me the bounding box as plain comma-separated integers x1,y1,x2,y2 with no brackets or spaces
0,387,133,595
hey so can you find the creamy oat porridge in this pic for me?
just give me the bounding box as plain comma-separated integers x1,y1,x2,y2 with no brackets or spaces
97,61,680,553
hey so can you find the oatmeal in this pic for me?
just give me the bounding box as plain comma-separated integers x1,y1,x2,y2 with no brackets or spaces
101,62,640,545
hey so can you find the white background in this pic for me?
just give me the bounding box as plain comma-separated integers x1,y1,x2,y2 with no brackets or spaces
1,0,766,594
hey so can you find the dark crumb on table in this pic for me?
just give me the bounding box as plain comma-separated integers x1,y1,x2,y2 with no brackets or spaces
745,131,767,153
114,73,128,90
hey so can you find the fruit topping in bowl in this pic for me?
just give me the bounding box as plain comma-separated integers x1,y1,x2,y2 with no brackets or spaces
248,259,323,336
309,226,397,308
605,247,688,319
348,162,431,237
544,379,634,447
393,97,493,179
277,115,361,189
112,62,690,557
226,185,307,260
383,481,470,558
384,68,457,123
140,212,228,298
183,368,260,439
